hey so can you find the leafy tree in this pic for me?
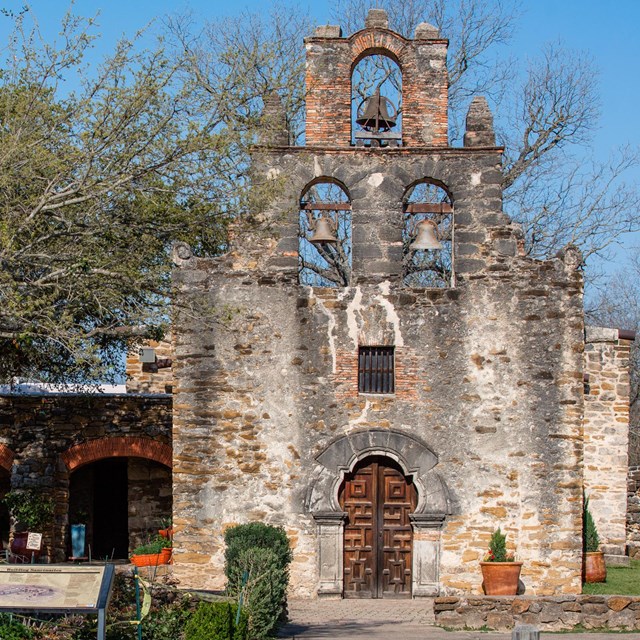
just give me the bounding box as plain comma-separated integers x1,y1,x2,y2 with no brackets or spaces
0,7,300,384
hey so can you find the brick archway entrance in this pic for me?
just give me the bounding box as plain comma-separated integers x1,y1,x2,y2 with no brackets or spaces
340,456,417,598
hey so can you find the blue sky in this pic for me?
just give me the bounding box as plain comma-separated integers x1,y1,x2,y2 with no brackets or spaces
2,0,639,274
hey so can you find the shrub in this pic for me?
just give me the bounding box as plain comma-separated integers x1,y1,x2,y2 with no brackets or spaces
484,528,514,562
184,602,247,640
224,523,292,574
227,547,288,640
224,524,292,640
584,496,601,553
0,614,33,639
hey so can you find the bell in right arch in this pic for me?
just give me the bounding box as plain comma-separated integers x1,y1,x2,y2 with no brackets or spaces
410,219,443,251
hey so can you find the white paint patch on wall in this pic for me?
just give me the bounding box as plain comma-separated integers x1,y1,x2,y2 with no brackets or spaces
343,286,364,349
314,291,338,373
375,281,404,347
471,172,481,186
368,173,384,187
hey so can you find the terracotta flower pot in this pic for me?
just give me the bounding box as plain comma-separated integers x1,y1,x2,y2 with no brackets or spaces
583,551,606,583
480,561,523,595
160,547,172,564
10,531,42,563
158,527,173,540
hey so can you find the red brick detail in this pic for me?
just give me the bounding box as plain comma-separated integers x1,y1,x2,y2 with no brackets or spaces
61,436,172,472
333,347,419,400
350,31,407,65
0,444,14,473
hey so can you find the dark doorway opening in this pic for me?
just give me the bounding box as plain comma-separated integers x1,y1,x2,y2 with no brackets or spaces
339,456,417,598
0,469,10,551
70,458,129,560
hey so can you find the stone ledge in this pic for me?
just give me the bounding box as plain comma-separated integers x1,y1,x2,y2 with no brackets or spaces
434,595,640,631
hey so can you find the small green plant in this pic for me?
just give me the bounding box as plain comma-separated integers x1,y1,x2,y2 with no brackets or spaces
583,495,600,553
184,602,247,640
0,613,33,639
3,489,54,531
483,527,515,562
133,534,172,555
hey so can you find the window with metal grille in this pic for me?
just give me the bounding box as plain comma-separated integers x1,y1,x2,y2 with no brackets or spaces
358,346,395,394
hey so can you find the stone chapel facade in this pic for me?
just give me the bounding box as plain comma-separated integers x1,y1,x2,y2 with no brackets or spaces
168,10,621,598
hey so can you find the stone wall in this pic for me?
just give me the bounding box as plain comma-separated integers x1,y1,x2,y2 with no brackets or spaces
0,393,172,561
126,338,174,394
583,327,631,547
628,465,640,553
435,595,640,631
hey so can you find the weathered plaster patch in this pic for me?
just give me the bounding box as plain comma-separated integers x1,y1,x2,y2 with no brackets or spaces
471,172,481,186
313,291,338,373
342,286,364,348
375,281,404,347
313,156,323,178
368,173,384,187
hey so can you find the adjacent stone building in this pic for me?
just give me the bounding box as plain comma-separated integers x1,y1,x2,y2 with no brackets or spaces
168,10,631,598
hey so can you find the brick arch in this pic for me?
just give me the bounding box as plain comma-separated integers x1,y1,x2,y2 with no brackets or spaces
350,30,408,67
61,436,172,472
0,444,14,473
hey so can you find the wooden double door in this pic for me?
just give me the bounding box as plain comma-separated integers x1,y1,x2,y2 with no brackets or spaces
339,457,417,598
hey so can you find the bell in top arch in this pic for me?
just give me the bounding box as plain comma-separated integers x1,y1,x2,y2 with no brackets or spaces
309,216,338,244
410,220,443,251
356,88,397,132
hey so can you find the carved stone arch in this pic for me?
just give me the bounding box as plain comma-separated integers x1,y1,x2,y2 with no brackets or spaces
61,436,172,472
307,428,449,597
300,176,352,203
402,177,455,206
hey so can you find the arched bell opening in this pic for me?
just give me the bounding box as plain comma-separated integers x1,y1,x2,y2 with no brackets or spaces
402,180,454,288
298,179,352,287
338,455,417,598
351,51,402,147
68,457,171,560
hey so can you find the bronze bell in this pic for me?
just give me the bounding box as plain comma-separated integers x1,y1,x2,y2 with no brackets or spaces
309,216,338,244
410,220,443,251
356,89,397,132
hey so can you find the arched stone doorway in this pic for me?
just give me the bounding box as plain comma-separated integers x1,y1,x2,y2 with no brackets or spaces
307,429,451,598
0,445,14,550
340,456,417,598
63,437,172,559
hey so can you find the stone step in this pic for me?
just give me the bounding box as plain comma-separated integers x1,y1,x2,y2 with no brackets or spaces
601,544,626,555
604,554,630,567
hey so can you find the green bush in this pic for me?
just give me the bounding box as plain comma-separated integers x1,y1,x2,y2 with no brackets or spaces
184,602,247,640
583,495,600,553
227,547,288,640
224,523,292,574
133,534,172,555
0,614,33,639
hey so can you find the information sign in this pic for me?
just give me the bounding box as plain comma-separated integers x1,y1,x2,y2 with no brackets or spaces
0,564,115,640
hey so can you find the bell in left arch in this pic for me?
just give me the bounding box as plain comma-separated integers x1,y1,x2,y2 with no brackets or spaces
410,219,443,251
309,216,338,244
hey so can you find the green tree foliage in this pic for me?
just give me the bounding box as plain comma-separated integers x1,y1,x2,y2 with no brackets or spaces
0,6,305,384
583,496,601,553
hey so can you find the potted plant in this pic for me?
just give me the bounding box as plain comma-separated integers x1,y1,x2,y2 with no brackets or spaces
479,527,523,595
3,489,55,562
583,495,606,583
130,534,172,567
158,516,173,541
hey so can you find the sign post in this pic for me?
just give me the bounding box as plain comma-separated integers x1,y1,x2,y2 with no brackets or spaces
0,564,115,640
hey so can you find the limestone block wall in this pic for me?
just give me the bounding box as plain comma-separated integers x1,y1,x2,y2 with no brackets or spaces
171,143,585,597
583,327,632,547
126,338,174,394
628,466,640,551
